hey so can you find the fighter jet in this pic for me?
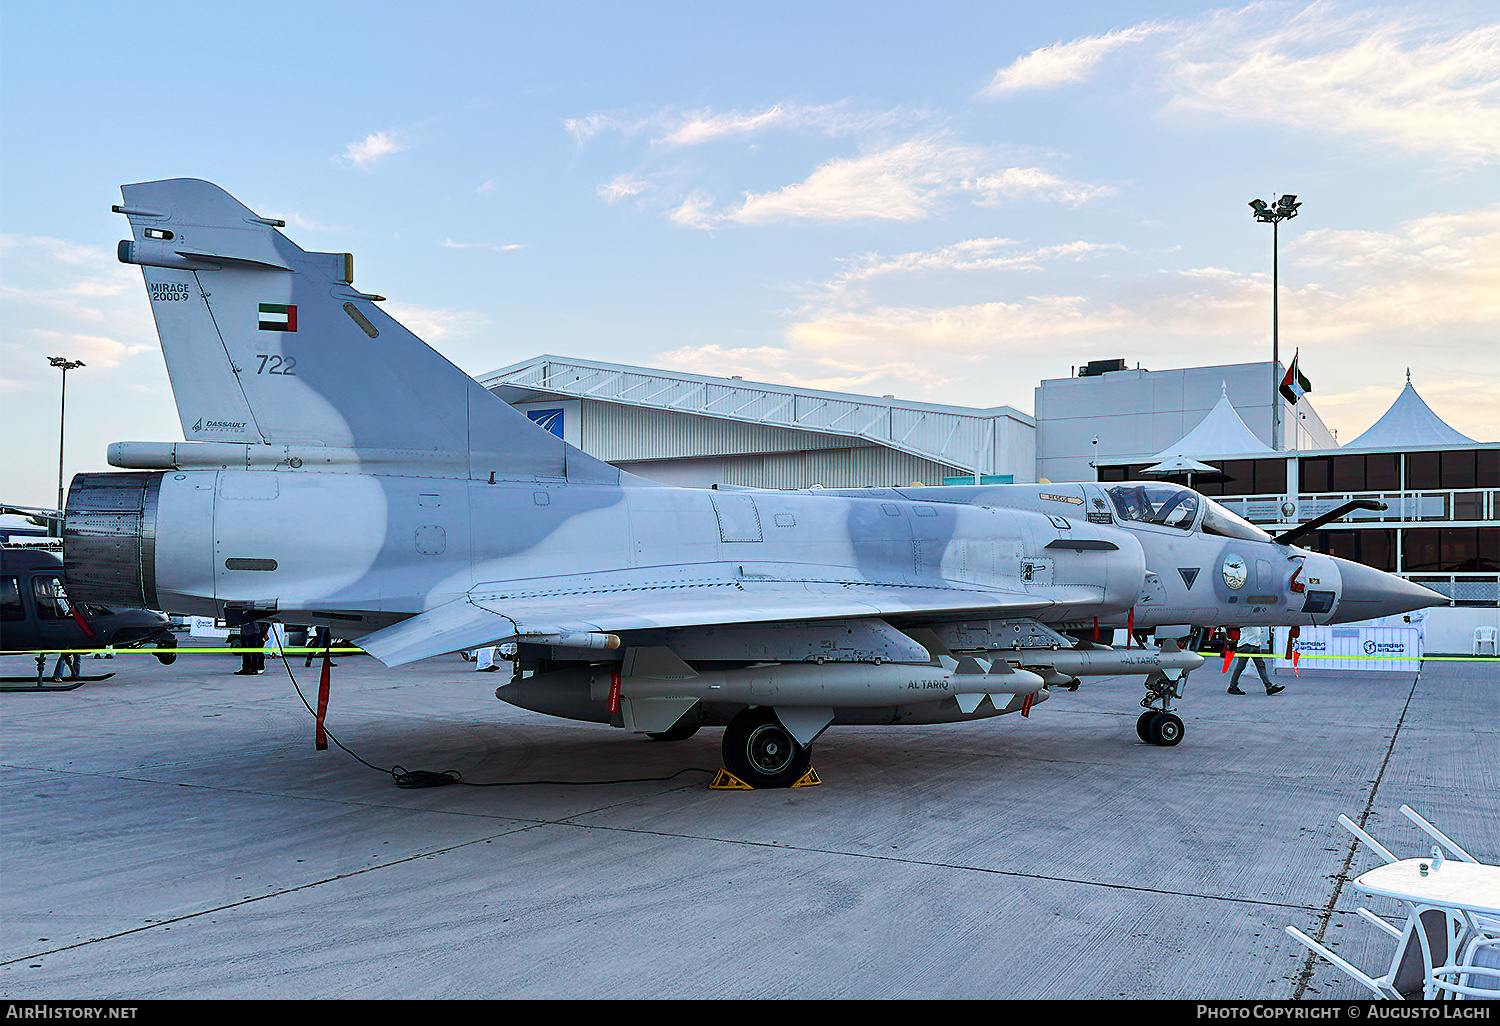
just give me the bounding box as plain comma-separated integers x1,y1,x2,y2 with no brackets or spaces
62,179,1444,786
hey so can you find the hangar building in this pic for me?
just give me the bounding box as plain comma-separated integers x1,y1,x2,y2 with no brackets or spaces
482,356,1036,489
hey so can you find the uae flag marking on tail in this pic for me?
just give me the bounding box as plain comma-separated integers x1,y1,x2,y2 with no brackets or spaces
1280,351,1311,404
258,303,297,332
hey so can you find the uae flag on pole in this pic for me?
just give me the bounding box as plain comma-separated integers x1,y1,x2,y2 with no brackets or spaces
1280,351,1311,404
258,303,297,332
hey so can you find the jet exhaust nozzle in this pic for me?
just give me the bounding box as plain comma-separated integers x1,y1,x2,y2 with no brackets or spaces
62,472,164,611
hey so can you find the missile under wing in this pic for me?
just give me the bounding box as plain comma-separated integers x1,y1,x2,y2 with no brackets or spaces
62,179,1444,786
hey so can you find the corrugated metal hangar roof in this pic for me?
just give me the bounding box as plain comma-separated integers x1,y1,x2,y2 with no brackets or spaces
481,355,1034,482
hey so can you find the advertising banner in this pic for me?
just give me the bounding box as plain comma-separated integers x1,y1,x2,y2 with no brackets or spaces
1272,625,1422,672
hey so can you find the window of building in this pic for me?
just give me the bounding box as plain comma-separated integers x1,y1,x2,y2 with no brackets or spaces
1330,455,1365,492
1406,451,1441,490
1302,530,1397,572
1366,454,1400,491
1300,456,1330,493
1096,464,1146,483
1402,527,1499,573
1440,450,1476,490
1303,453,1401,494
1480,450,1499,488
1402,449,1499,490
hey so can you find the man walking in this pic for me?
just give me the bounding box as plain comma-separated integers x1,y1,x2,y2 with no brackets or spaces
1228,625,1284,695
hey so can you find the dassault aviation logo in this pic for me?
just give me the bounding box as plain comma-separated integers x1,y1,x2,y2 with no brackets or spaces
192,417,248,433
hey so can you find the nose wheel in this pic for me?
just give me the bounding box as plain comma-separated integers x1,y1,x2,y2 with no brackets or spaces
1136,709,1184,746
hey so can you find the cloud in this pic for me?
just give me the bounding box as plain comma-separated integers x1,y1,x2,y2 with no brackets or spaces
817,237,1125,306
564,111,628,144
982,7,1500,162
668,191,718,229
597,175,653,203
677,140,1113,228
382,303,490,342
567,101,921,148
983,25,1163,96
26,328,155,369
1160,4,1500,162
0,234,147,329
1286,205,1500,341
339,130,406,170
0,233,111,265
441,239,526,252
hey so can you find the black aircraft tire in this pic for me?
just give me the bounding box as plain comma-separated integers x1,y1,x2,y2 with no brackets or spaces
646,720,701,743
721,707,811,788
1136,710,1158,743
1150,713,1184,747
154,636,178,665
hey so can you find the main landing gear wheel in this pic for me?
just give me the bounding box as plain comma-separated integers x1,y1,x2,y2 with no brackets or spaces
721,707,811,789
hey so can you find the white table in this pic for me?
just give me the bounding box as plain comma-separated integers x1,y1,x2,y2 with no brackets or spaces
1354,859,1500,917
1355,858,1500,999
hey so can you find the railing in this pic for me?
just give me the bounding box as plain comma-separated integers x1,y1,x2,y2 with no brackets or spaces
1403,574,1499,607
1216,488,1496,525
1212,489,1498,606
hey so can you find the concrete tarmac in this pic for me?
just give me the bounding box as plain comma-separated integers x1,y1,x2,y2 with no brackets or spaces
1,649,1495,1000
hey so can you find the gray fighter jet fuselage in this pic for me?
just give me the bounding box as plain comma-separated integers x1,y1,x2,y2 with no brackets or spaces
61,179,1444,786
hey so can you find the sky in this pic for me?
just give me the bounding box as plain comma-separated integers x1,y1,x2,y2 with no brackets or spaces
2,0,1497,509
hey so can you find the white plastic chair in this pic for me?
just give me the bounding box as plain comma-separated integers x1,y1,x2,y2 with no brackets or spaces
1427,937,1500,999
1474,627,1498,656
1286,806,1498,1000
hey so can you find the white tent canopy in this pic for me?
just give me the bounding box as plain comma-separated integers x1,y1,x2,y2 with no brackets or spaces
1343,373,1476,450
1142,455,1221,476
1152,383,1271,460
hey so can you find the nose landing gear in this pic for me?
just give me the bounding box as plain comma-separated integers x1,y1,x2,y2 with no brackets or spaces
1137,668,1187,747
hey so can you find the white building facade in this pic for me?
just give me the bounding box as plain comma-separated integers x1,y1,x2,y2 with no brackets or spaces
1035,359,1336,484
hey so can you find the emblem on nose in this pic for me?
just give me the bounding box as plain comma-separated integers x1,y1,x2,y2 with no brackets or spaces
1221,554,1248,590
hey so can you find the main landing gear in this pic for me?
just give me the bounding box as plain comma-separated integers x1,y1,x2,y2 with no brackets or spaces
720,706,812,789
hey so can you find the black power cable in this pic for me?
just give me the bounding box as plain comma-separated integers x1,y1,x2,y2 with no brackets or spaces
272,636,715,789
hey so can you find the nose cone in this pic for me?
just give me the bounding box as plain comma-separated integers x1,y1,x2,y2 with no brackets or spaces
1333,557,1448,622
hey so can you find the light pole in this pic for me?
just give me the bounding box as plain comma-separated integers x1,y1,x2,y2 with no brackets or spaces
1249,194,1300,450
48,356,84,534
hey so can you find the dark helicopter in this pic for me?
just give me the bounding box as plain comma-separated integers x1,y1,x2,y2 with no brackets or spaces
1,547,177,688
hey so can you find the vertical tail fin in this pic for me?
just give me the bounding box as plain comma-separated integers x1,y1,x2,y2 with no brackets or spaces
115,178,619,483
